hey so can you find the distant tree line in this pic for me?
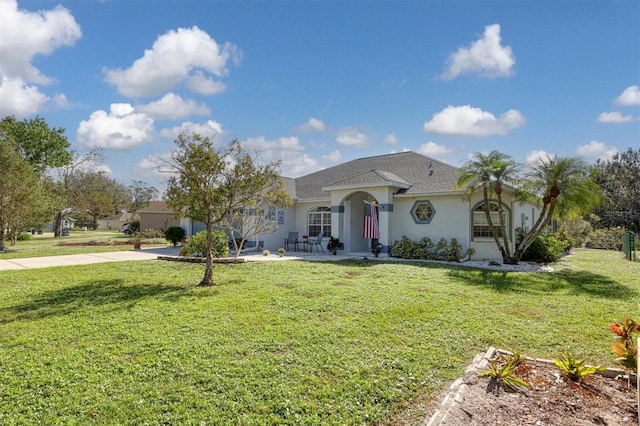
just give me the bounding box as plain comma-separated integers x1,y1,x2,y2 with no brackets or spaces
0,115,158,249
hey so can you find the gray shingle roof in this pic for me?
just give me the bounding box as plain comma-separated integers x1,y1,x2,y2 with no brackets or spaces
291,151,460,201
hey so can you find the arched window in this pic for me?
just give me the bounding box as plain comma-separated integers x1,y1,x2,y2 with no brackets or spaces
308,206,331,237
473,201,508,238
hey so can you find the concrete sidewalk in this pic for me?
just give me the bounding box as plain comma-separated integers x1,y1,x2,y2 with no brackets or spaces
0,247,182,271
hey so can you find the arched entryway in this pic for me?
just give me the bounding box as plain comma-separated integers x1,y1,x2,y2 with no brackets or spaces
338,191,378,253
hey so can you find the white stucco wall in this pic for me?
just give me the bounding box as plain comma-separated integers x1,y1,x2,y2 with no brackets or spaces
390,195,470,250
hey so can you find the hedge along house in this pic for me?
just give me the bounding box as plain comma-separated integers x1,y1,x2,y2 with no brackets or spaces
181,151,541,260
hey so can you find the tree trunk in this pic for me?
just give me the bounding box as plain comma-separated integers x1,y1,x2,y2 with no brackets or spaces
512,199,557,263
53,211,63,237
0,222,6,252
198,220,215,286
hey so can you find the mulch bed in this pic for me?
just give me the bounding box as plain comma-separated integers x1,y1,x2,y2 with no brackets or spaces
434,353,637,425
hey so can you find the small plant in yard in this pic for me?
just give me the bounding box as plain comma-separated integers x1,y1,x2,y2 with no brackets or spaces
277,247,285,257
478,357,530,395
608,317,640,371
500,349,527,367
263,249,270,256
182,229,229,258
327,236,340,255
164,226,186,247
552,353,604,383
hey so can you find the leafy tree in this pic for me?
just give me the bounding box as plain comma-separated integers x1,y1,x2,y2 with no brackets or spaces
50,151,104,236
165,132,291,286
222,154,293,257
0,141,52,251
0,116,71,173
70,170,128,229
127,180,159,211
457,152,600,264
592,148,640,232
0,116,73,238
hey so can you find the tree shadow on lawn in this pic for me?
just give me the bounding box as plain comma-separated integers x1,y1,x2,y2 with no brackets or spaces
0,279,194,324
446,267,636,300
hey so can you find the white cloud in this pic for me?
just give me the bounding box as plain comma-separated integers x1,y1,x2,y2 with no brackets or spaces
136,93,210,120
525,150,555,166
335,127,371,148
416,142,453,157
185,71,228,95
442,23,515,80
0,76,49,117
0,0,81,116
241,135,321,177
322,150,342,163
136,153,173,178
576,140,617,160
383,133,399,145
597,111,637,123
103,26,241,98
424,105,525,137
298,117,327,132
615,85,640,106
0,0,81,83
52,93,70,109
77,103,155,150
243,135,304,154
159,120,224,140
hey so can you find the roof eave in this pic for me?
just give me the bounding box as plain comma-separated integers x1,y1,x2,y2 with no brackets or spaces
322,181,411,192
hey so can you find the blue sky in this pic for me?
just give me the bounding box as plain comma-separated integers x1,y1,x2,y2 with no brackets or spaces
1,0,638,191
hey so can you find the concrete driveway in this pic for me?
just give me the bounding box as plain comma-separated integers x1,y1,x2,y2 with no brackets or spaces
0,247,182,271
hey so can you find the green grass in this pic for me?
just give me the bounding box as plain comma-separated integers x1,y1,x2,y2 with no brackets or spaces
0,249,638,424
1,231,167,259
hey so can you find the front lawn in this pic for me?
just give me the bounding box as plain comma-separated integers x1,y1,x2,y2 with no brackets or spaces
0,231,168,259
0,249,637,424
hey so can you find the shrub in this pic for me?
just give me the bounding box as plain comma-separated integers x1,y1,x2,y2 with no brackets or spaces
390,236,421,259
184,230,229,258
16,232,31,241
142,228,164,238
521,235,567,263
128,217,140,233
608,318,640,371
586,227,627,250
391,236,471,262
164,226,186,247
517,228,569,263
418,237,436,260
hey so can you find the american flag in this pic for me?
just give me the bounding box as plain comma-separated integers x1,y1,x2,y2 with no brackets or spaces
363,201,380,239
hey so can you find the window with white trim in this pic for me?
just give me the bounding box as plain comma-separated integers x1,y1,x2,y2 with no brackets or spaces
308,206,331,237
473,202,506,238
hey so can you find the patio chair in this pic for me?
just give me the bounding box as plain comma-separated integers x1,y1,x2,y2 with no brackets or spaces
284,232,299,251
309,232,325,253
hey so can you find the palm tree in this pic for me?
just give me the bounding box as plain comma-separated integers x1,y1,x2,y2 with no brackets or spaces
514,155,600,261
456,151,519,263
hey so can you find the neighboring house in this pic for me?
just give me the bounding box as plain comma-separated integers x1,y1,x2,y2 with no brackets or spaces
96,211,132,231
179,151,541,260
137,201,180,232
45,216,77,232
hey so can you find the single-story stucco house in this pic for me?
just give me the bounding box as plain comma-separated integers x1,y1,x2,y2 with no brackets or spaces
96,211,132,231
178,151,541,260
137,201,180,232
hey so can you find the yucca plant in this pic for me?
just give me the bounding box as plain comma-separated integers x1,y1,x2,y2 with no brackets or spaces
552,353,604,383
